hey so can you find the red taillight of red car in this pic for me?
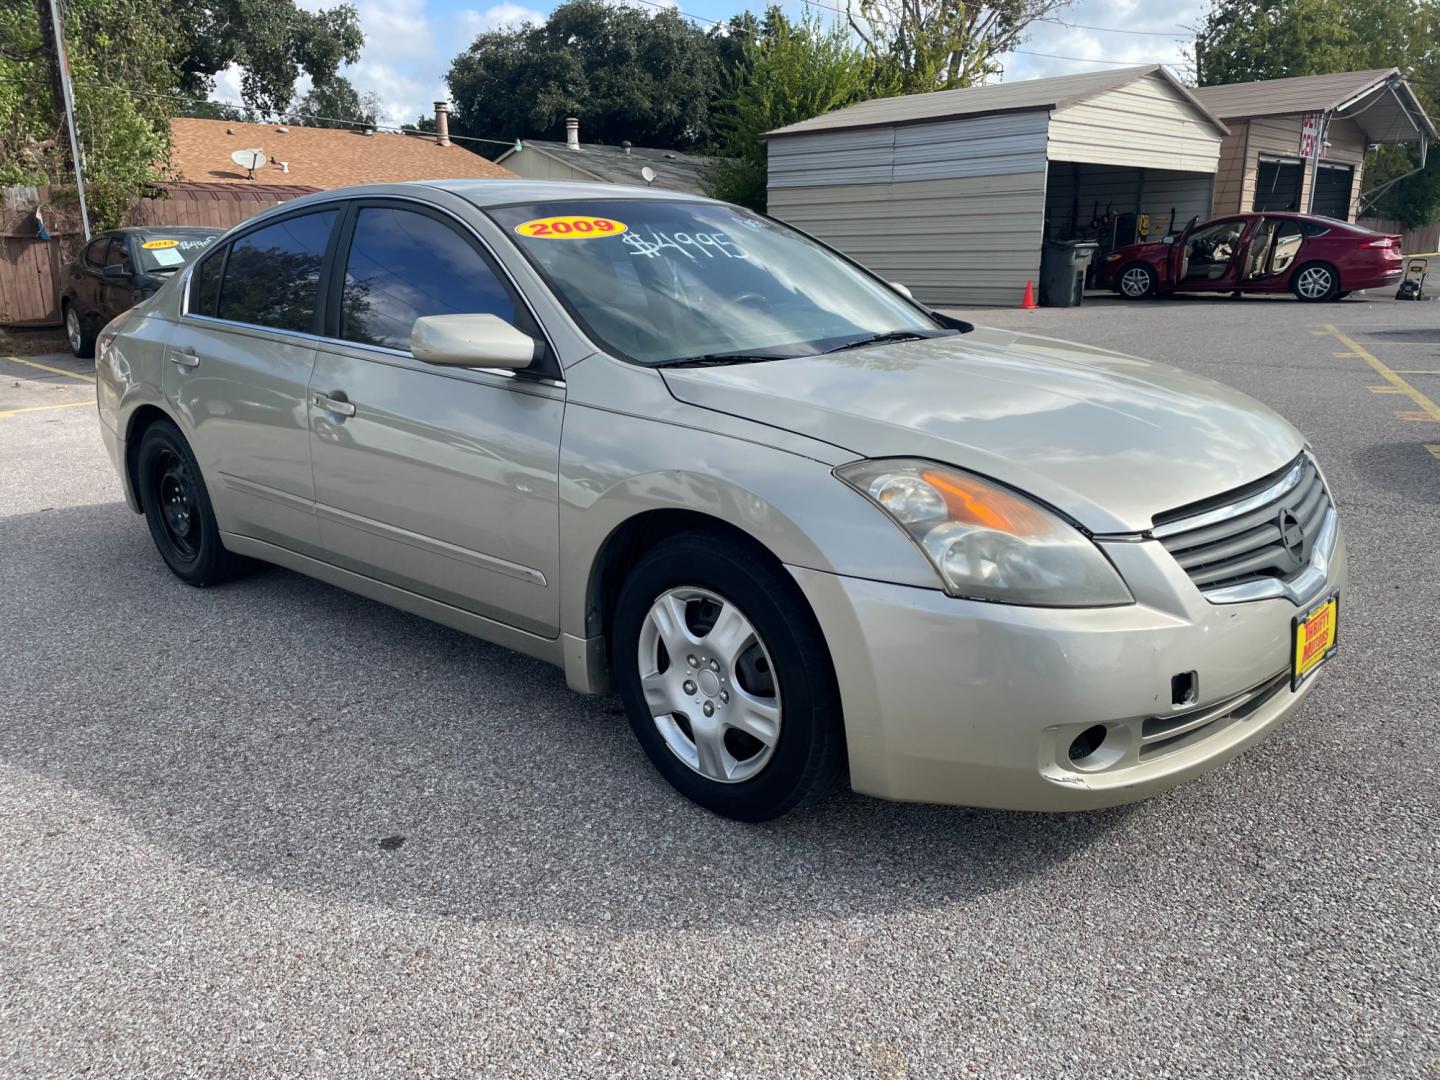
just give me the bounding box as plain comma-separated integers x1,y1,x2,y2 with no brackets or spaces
1365,236,1400,249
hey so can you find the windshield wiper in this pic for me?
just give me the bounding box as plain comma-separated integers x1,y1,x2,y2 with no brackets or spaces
823,330,949,354
654,352,790,369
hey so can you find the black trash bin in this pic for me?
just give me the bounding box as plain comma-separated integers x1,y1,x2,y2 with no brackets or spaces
1039,240,1099,307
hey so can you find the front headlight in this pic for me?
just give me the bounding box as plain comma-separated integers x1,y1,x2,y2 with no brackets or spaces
836,459,1133,607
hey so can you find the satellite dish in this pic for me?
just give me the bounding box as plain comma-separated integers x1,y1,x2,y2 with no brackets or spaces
640,166,656,185
230,148,265,179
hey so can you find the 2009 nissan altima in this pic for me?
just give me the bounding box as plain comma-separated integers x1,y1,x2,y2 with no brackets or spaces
94,181,1345,821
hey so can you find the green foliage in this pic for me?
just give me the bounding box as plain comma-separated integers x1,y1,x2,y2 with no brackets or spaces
446,0,723,151
704,8,880,211
288,76,381,129
1195,0,1440,226
1,0,174,228
170,0,364,115
847,0,1071,93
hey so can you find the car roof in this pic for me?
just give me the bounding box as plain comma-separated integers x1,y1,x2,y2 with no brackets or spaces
105,226,222,237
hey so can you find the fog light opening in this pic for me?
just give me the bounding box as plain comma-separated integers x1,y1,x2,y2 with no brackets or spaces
1068,724,1108,763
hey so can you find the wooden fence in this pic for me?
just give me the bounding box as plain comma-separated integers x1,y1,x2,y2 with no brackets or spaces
1357,217,1440,255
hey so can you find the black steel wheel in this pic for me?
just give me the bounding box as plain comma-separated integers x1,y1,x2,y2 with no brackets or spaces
136,419,249,586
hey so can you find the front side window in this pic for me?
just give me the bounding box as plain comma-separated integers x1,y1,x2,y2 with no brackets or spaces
105,240,132,270
338,206,516,351
488,199,939,365
217,210,337,332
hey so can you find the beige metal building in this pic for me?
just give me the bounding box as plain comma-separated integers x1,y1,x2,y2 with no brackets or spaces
764,66,1229,307
1193,69,1435,222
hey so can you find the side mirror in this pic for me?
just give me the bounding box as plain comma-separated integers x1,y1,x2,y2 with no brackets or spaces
410,313,539,369
103,264,129,278
889,281,913,299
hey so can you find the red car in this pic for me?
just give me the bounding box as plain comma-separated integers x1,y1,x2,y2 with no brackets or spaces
1098,212,1403,302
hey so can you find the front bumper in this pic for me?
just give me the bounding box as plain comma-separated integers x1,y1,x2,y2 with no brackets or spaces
789,528,1347,811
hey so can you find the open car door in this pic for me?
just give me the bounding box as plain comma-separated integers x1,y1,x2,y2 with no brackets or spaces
1170,216,1200,282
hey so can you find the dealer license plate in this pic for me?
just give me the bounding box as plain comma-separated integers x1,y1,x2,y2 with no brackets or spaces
1292,594,1339,688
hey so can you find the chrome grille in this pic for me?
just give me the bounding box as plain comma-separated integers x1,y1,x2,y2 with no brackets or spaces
1153,455,1333,598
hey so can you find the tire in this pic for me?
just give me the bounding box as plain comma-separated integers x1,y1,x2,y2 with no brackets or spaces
136,419,249,586
1292,262,1340,302
1116,263,1156,300
611,531,846,822
64,301,94,358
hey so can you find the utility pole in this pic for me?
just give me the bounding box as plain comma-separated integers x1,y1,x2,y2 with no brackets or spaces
34,0,91,241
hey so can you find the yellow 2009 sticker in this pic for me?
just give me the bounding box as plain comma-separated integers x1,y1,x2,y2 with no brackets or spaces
514,216,627,239
141,239,179,249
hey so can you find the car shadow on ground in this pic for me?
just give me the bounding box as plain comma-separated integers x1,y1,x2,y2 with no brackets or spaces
1,503,1134,932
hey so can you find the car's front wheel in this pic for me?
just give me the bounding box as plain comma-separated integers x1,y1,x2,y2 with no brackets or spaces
1292,262,1340,302
1117,263,1157,300
136,419,249,586
64,302,94,358
611,531,845,821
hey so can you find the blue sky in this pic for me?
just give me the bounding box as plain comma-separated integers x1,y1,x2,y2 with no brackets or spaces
214,0,1209,133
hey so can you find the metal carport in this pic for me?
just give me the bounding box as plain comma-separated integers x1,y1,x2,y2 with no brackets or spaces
765,66,1229,307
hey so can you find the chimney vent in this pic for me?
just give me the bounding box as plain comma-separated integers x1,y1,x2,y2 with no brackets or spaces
621,140,632,155
434,101,451,147
565,117,580,150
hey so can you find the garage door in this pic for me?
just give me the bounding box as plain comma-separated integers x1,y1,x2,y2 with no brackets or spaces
1312,163,1354,220
1253,158,1303,212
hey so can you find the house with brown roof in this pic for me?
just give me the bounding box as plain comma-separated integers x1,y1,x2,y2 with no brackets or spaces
131,103,516,230
1193,69,1435,221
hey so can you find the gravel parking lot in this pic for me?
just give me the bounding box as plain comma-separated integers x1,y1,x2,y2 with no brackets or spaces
2,292,1437,1078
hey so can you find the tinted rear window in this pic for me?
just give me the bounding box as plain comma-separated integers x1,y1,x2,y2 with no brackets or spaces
217,211,337,332
190,248,225,316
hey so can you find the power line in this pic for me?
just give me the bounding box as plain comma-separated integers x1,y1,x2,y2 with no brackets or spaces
1039,17,1190,38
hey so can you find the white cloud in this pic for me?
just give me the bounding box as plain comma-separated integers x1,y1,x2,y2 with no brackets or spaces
996,0,1205,83
458,2,547,34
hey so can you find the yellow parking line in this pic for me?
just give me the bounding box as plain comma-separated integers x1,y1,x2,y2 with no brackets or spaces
1426,445,1440,459
2,354,95,383
0,400,93,419
1324,325,1440,423
1396,410,1439,422
1333,351,1362,358
1369,385,1405,393
1395,370,1440,375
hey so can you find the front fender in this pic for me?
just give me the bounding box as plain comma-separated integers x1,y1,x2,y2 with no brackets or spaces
557,402,941,650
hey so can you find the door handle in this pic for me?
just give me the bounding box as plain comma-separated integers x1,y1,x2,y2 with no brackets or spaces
312,392,356,417
169,348,199,368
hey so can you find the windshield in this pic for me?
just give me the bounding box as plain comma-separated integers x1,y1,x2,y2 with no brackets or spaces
136,234,218,273
488,199,941,365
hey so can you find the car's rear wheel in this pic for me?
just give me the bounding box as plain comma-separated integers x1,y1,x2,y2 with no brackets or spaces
1117,263,1156,300
64,302,94,358
136,419,249,586
1292,262,1340,302
611,531,845,822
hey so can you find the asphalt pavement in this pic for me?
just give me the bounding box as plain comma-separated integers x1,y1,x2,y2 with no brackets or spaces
1,291,1437,1078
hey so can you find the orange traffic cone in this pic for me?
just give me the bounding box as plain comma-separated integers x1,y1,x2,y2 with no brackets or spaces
1019,280,1037,309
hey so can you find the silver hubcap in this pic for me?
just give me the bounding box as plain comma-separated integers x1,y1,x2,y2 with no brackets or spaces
1120,267,1150,297
66,308,81,351
1297,267,1332,298
637,587,781,784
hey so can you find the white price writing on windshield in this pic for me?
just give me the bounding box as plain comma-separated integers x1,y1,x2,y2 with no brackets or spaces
624,230,748,261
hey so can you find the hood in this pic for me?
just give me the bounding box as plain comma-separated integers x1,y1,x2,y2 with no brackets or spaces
660,327,1304,534
1113,240,1168,259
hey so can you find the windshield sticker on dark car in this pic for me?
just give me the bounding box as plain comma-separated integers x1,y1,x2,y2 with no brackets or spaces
623,230,748,261
142,239,179,250
515,216,628,239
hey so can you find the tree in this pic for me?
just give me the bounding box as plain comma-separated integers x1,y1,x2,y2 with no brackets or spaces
1193,0,1440,226
446,0,722,151
288,76,381,129
1,0,174,228
168,0,364,115
846,0,1072,93
705,8,880,211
